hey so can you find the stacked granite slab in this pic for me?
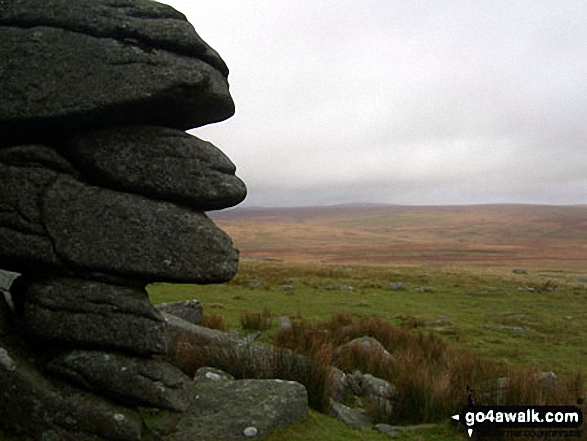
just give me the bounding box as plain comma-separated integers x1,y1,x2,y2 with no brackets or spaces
0,0,246,438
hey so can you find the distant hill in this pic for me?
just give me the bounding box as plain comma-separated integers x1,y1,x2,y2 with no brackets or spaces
210,204,587,270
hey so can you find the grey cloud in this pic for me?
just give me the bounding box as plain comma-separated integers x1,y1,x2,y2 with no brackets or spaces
163,0,587,207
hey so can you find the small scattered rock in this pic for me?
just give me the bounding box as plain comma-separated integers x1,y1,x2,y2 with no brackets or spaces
513,269,529,274
414,286,433,293
469,289,507,296
486,325,528,334
281,285,295,291
374,423,399,437
157,300,204,325
328,285,354,291
425,315,452,326
388,282,406,291
329,399,371,428
277,316,292,331
538,371,557,388
243,426,258,438
248,278,263,287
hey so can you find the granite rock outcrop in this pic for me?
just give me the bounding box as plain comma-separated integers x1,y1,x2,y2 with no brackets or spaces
0,0,260,439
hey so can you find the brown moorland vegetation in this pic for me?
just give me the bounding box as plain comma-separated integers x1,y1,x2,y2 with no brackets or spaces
211,204,587,270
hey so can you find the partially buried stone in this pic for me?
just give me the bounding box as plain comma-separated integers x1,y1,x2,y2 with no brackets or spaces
46,350,195,412
64,125,247,211
11,276,168,355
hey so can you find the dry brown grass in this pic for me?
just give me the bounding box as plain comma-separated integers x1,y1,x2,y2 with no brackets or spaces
200,313,227,331
240,307,272,331
274,313,582,424
211,204,587,270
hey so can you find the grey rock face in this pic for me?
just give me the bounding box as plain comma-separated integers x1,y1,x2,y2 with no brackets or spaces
0,25,233,146
65,126,246,210
11,276,169,355
0,0,247,438
0,342,142,441
153,378,308,441
157,300,204,325
44,176,238,283
0,0,228,75
0,152,239,282
47,350,195,412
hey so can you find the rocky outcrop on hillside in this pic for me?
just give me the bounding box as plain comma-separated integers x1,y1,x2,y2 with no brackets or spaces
0,1,307,439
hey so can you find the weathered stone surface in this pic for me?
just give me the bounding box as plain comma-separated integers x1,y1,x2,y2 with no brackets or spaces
47,350,194,412
336,336,397,365
11,276,168,354
0,293,11,335
0,143,79,175
45,176,238,283
0,24,233,146
0,157,239,282
0,0,228,76
0,342,142,440
157,300,204,325
65,126,246,210
193,366,235,383
153,377,308,441
345,371,397,417
328,399,371,428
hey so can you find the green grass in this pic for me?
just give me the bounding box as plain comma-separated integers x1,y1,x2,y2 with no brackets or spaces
263,410,465,441
149,260,587,379
146,259,586,441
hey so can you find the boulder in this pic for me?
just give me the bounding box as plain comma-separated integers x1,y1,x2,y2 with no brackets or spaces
0,23,233,146
328,399,371,428
0,0,228,76
0,342,142,440
345,371,397,416
193,366,235,383
0,157,239,282
11,276,168,355
64,126,246,210
153,377,308,441
157,300,204,325
336,336,397,366
47,350,195,412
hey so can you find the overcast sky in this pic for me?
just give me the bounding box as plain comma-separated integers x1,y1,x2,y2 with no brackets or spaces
161,1,587,207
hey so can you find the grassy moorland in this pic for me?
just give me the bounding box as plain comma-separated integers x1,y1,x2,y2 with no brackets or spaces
147,204,587,440
209,204,587,270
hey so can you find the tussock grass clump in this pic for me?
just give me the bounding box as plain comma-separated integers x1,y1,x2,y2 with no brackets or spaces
240,307,272,331
200,313,227,331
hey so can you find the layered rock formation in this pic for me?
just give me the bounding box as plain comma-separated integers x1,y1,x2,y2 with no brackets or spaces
0,1,278,439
